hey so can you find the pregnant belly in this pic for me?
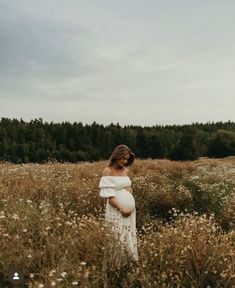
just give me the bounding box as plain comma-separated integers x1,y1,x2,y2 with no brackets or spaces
115,189,135,209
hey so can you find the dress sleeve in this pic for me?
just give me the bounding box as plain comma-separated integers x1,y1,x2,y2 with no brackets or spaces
99,177,116,198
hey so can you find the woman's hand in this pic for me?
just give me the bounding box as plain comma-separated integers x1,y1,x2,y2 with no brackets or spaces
121,207,134,217
125,186,133,193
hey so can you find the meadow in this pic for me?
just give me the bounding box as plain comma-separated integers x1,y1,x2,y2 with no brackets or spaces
0,157,235,288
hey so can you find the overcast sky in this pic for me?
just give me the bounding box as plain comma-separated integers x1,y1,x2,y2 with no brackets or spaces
0,0,235,126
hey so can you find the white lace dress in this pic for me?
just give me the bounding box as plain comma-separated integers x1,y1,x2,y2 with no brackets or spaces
99,176,138,262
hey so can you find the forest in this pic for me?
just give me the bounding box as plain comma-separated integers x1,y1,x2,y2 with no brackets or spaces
0,118,235,163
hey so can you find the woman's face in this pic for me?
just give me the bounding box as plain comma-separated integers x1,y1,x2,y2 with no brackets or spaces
116,152,130,168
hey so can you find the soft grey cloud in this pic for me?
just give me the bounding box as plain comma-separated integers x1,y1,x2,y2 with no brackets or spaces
0,0,235,125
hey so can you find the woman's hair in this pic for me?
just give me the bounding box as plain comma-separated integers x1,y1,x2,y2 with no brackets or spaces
108,144,135,167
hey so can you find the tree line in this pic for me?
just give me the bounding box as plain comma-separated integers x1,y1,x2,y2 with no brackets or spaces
0,118,235,163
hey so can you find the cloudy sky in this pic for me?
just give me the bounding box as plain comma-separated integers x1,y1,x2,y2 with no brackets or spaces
1,0,235,126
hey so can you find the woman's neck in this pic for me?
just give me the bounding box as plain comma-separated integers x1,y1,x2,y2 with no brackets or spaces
109,164,127,176
111,164,124,171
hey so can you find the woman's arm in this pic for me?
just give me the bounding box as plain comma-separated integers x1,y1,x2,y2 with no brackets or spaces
108,197,133,217
108,197,123,211
101,167,133,217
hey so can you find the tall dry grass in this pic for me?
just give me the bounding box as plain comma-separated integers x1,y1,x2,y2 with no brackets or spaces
0,157,234,287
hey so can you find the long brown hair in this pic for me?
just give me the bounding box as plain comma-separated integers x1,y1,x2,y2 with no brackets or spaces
108,144,135,167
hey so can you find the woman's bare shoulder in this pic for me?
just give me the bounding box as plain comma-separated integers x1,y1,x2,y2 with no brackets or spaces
102,167,113,176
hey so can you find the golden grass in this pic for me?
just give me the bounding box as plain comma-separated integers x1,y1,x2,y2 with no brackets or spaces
0,158,234,287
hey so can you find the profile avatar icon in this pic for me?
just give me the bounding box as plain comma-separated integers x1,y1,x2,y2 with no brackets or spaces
13,272,20,280
8,266,24,285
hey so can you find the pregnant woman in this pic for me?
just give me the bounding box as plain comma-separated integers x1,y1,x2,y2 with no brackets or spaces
99,144,138,263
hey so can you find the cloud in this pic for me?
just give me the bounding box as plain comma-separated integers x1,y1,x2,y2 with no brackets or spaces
0,0,235,125
0,1,100,102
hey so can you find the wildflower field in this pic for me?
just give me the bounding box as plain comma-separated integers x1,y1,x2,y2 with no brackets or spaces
0,157,235,288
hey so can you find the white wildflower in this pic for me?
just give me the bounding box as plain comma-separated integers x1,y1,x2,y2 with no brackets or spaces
50,280,56,287
12,214,19,220
49,270,56,277
61,272,68,278
80,261,86,266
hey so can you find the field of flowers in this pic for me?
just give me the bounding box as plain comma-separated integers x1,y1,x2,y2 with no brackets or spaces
0,157,235,288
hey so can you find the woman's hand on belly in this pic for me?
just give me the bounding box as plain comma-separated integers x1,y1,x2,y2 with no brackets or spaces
108,195,134,213
121,207,134,217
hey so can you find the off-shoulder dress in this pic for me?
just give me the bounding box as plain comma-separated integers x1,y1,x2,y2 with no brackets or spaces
99,176,138,261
